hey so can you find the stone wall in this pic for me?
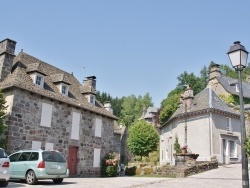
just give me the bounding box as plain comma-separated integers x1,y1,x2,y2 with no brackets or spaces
4,88,115,177
126,161,218,178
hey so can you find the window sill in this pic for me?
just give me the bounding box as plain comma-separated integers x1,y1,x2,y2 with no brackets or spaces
229,157,238,159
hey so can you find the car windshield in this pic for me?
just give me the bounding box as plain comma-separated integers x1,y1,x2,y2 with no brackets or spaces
0,149,7,158
42,151,66,162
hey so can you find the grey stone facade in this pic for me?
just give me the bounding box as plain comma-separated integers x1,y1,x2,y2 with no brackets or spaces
0,38,118,177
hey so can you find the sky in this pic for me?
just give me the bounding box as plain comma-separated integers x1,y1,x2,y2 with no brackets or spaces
1,1,250,107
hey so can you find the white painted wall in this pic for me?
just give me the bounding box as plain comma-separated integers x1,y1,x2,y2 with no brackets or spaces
160,112,241,166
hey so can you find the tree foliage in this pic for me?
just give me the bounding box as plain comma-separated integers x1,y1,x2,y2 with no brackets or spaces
174,135,181,153
127,120,159,159
159,90,181,124
159,65,210,123
0,90,7,148
120,93,153,126
96,91,123,118
96,91,153,126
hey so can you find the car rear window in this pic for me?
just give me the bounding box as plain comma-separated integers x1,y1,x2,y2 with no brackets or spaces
0,149,7,158
42,151,66,162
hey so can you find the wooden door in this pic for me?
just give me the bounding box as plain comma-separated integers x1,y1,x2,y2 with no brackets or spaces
68,146,78,175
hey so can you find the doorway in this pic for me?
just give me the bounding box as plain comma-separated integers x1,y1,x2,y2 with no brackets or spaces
68,146,78,175
222,139,226,164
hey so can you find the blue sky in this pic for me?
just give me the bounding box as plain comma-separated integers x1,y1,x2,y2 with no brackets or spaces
1,1,250,107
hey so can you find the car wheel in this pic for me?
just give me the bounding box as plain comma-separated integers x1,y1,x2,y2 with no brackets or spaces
0,181,9,187
26,170,38,185
52,178,63,184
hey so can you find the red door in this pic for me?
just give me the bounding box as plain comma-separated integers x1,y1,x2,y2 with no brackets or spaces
68,146,78,175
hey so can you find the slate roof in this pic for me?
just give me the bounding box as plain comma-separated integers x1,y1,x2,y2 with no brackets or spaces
50,73,71,85
80,83,96,94
0,51,118,120
216,75,250,99
161,87,239,127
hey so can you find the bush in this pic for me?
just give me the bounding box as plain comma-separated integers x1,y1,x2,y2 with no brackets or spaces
101,152,118,177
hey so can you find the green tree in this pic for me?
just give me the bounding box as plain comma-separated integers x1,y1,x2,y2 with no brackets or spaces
159,90,181,124
159,65,210,124
127,120,159,159
0,90,7,148
174,135,181,153
120,95,137,126
96,91,123,118
120,94,153,126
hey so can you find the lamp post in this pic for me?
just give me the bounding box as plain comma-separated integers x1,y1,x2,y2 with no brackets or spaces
227,41,249,188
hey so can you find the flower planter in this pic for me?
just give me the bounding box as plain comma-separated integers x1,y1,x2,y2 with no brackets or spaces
181,148,187,154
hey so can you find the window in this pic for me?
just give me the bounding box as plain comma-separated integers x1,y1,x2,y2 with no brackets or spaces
45,143,54,150
40,103,52,127
170,124,173,138
89,95,95,105
0,149,7,158
60,84,68,96
95,118,102,137
34,73,44,88
226,118,232,132
9,153,21,162
30,152,39,161
71,112,80,140
93,148,101,167
32,141,41,149
18,152,31,161
36,75,42,85
229,140,237,158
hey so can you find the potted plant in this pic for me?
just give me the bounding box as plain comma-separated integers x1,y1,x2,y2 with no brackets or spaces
181,145,188,154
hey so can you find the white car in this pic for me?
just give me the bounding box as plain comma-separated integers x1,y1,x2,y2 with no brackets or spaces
0,148,10,187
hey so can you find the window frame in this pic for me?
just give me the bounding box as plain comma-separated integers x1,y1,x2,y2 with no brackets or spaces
89,94,95,105
34,73,44,88
95,118,102,137
226,117,232,132
60,83,68,96
228,140,237,158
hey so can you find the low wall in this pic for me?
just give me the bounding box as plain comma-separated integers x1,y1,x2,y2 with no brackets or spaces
175,161,218,178
126,161,218,178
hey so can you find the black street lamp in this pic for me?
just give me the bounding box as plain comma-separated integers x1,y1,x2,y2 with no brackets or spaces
227,41,249,188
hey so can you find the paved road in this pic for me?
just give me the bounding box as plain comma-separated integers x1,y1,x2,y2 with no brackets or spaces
7,163,243,188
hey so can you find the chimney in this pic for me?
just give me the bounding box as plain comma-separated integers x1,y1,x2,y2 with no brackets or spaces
209,64,221,81
182,84,194,111
83,76,96,93
104,101,113,114
0,38,16,81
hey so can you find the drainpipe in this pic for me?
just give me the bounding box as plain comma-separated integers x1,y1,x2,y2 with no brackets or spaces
209,112,213,156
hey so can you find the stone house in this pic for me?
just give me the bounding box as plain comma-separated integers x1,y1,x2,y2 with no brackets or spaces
0,38,119,177
160,85,241,165
113,123,126,163
139,106,160,128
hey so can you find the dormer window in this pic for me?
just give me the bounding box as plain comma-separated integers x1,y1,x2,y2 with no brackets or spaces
33,73,44,88
36,75,42,85
89,94,95,105
60,83,68,96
